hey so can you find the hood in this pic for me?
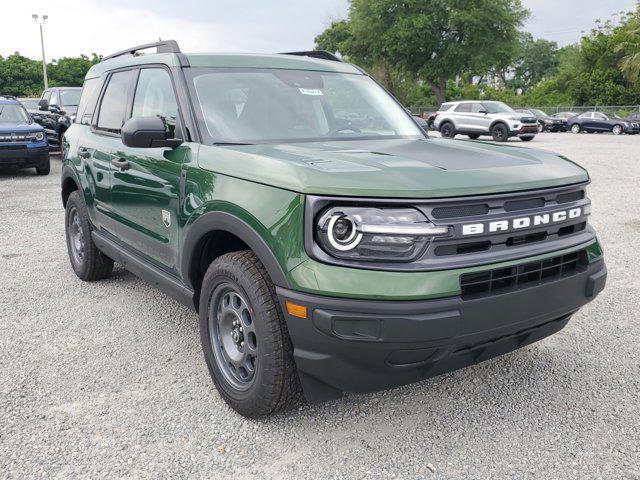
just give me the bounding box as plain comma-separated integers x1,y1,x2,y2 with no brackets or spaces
0,122,44,133
197,138,589,198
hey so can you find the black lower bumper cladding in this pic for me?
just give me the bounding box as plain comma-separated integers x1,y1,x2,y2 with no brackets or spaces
278,258,606,403
0,146,49,169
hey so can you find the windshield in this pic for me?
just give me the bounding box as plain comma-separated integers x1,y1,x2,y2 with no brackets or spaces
0,104,30,124
532,109,548,117
60,89,81,107
189,68,422,144
482,101,516,114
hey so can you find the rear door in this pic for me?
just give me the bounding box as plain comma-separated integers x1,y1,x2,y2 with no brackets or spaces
453,103,473,130
108,66,190,273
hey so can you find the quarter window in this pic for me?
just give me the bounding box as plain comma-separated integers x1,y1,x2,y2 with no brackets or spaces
131,68,179,138
76,78,102,125
96,70,135,132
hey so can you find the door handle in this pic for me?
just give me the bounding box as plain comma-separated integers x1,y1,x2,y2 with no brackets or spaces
78,147,91,159
111,158,131,171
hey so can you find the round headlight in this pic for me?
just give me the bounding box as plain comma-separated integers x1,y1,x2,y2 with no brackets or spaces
35,132,44,141
326,214,362,251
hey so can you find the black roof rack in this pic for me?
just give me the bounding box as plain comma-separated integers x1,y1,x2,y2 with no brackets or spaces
280,50,342,62
103,40,181,62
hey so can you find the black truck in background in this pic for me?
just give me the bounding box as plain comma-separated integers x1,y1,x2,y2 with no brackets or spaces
34,87,82,150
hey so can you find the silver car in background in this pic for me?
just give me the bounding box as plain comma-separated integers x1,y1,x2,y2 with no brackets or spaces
433,100,539,142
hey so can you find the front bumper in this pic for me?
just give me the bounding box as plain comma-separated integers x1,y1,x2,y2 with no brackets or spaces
511,124,539,137
279,256,606,403
0,144,49,169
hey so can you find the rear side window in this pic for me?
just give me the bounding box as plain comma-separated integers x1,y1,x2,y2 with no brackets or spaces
455,103,472,113
76,78,102,125
96,70,135,132
131,68,179,138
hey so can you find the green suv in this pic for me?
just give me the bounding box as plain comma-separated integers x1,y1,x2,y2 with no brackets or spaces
61,41,607,417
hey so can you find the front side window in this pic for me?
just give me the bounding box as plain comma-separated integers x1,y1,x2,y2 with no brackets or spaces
50,91,59,107
132,68,179,137
0,104,30,124
594,113,606,120
60,89,81,107
189,68,422,144
96,70,135,132
579,113,592,119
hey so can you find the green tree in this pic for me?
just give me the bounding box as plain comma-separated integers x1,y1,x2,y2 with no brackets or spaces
511,33,559,90
315,0,529,104
48,54,101,87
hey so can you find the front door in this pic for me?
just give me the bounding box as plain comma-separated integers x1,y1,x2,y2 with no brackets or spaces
108,67,190,273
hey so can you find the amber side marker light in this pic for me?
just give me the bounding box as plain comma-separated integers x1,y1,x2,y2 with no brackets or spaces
285,301,308,319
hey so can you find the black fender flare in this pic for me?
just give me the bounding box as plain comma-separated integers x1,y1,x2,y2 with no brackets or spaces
181,211,290,291
60,164,82,207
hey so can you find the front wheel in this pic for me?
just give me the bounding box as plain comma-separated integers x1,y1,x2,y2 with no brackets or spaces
612,124,624,135
491,123,509,142
571,124,581,134
199,251,302,418
35,161,50,175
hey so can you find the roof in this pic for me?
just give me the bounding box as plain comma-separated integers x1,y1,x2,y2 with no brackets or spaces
0,97,20,105
86,52,362,79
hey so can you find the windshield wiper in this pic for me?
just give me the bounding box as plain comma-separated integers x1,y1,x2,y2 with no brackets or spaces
213,141,254,146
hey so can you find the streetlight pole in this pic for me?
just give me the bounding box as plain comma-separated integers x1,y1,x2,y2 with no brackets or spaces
32,14,49,90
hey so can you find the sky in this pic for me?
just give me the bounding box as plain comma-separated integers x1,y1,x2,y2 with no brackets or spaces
1,0,638,60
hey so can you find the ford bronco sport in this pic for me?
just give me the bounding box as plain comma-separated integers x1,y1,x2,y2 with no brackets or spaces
61,41,607,417
0,95,50,174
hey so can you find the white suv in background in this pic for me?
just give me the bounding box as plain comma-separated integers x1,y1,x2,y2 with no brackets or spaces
433,100,539,142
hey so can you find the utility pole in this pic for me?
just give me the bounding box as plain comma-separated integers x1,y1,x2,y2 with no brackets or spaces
32,14,49,90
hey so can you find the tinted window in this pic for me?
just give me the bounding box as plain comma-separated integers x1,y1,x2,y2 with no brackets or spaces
76,78,102,125
455,103,471,113
132,68,179,137
96,70,135,132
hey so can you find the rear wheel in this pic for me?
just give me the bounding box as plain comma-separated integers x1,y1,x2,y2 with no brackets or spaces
65,191,114,281
571,124,581,134
538,123,544,133
439,122,456,139
491,123,509,142
612,124,624,135
199,251,302,418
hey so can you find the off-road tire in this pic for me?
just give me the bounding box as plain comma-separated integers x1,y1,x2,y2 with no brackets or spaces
439,122,456,139
36,161,50,175
491,123,509,142
199,251,302,418
65,191,114,281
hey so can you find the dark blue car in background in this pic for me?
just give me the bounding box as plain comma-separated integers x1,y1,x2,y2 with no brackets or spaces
0,95,50,175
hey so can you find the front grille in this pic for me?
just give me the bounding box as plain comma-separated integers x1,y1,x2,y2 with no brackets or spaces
460,250,588,299
557,191,584,204
504,197,545,211
431,204,489,219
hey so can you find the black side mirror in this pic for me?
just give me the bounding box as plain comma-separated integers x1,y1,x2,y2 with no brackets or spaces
479,110,489,115
121,116,182,149
38,99,49,111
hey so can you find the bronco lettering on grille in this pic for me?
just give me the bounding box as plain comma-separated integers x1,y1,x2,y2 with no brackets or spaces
461,208,582,236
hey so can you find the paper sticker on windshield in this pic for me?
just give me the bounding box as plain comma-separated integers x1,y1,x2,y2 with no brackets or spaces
299,88,323,96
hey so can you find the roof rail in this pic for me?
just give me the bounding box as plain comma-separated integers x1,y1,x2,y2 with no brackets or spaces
280,50,342,62
102,40,181,62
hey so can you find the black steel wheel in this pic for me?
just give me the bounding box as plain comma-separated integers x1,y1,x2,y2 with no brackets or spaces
199,251,302,417
440,122,456,138
491,123,509,142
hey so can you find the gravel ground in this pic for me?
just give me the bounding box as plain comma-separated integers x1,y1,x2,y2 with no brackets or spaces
1,133,639,479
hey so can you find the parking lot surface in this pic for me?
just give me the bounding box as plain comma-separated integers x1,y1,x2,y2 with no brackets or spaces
1,133,639,479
